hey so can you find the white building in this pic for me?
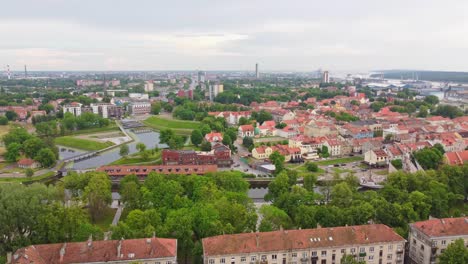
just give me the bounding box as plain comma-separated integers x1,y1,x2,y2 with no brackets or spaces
144,80,154,92
408,217,468,264
62,102,82,116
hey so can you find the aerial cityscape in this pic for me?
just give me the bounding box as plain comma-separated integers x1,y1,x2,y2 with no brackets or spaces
0,1,467,264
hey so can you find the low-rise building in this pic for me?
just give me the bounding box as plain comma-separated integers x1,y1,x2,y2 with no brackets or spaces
443,150,468,165
408,217,468,264
364,149,389,166
202,224,405,264
128,101,151,115
17,158,40,169
239,125,255,138
252,144,302,162
10,237,177,264
162,144,232,167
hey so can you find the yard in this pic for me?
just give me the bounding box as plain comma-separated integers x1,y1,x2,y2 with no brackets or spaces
143,116,201,135
55,136,115,151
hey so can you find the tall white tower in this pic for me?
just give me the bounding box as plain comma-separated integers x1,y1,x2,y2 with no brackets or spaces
255,63,259,79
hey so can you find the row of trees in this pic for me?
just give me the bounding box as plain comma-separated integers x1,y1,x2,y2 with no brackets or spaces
263,164,467,238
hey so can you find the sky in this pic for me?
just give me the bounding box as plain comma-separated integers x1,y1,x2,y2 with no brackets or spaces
1,0,468,72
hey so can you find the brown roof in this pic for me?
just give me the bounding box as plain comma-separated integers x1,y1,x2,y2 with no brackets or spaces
97,164,217,176
444,150,468,165
411,217,468,238
202,224,404,256
17,158,36,166
12,237,177,264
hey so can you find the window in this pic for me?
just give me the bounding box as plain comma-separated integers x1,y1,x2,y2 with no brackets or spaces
369,256,374,260
261,255,267,261
221,258,226,264
420,245,424,251
388,245,393,250
251,256,256,262
387,254,392,260
321,251,327,257
209,260,215,264
292,253,297,258
166,262,171,264
358,257,364,262
321,260,326,264
312,251,317,257
442,240,446,245
272,255,277,260
360,248,365,253
341,249,345,254
351,248,356,253
413,239,417,245
302,252,308,258
432,241,437,246
332,254,336,261
370,247,374,252
241,257,246,262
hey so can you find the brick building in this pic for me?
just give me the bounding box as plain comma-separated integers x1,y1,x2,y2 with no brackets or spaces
162,144,232,167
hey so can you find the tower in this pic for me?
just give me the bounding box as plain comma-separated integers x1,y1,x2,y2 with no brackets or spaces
6,65,11,80
24,65,27,79
322,70,329,83
255,63,259,79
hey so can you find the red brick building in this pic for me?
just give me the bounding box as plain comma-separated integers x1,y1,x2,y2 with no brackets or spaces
162,144,232,167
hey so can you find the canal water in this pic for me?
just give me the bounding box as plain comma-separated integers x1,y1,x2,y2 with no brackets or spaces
60,130,168,170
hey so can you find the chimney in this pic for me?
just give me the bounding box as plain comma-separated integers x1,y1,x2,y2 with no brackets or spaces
6,252,12,263
59,243,67,262
117,238,123,258
256,234,259,248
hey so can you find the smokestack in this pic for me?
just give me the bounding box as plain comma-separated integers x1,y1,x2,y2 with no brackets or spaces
59,243,67,262
117,238,123,258
256,234,259,248
24,65,27,79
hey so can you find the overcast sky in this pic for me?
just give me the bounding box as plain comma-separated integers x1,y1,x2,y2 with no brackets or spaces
1,0,468,72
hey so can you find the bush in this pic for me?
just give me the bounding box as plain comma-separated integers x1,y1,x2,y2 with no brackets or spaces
0,116,8,125
25,168,34,177
306,162,319,172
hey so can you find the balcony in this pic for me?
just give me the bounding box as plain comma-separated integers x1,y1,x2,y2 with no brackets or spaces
359,253,366,257
300,258,308,263
397,248,404,253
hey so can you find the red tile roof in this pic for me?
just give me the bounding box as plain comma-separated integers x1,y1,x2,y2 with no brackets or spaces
97,164,217,177
17,158,36,166
202,224,404,256
12,237,177,264
444,150,468,165
411,217,468,238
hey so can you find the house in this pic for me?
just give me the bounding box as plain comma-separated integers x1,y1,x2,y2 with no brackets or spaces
408,217,468,264
323,139,342,157
10,237,177,264
444,150,468,165
202,224,405,264
238,125,255,138
205,132,223,143
276,126,299,138
17,158,40,169
252,145,302,162
364,149,389,167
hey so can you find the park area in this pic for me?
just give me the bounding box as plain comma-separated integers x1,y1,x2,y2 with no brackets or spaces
143,116,201,135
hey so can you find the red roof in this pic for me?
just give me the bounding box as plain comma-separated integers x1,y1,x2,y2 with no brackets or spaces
411,217,468,238
12,237,177,264
17,158,36,166
444,150,468,165
97,165,217,176
239,125,254,132
202,224,404,256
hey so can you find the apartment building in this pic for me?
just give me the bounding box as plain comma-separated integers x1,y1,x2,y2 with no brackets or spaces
128,101,151,115
408,217,468,264
10,237,176,264
62,102,82,116
202,224,405,264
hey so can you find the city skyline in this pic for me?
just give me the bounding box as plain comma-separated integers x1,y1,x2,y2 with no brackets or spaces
1,0,468,72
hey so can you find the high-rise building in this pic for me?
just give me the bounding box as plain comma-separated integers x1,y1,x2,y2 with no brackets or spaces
322,70,330,83
208,84,224,101
198,71,206,83
144,80,154,92
255,63,259,78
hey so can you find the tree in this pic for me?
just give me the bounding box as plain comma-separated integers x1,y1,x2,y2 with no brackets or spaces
254,110,273,124
303,174,317,192
5,142,21,162
391,159,403,170
222,134,232,146
136,142,146,153
417,105,428,117
258,205,292,232
438,239,468,264
414,147,443,170
424,95,439,105
269,151,285,175
5,110,17,121
238,117,249,125
191,129,203,146
23,137,46,159
341,254,365,264
320,146,330,158
25,168,34,177
200,140,212,151
119,144,129,157
0,116,7,125
83,173,112,222
306,162,318,172
35,148,56,167
242,137,254,148
433,105,463,119
151,102,162,115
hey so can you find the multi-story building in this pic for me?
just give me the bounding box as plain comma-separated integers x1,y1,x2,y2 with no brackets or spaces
202,224,405,264
408,217,468,264
127,101,151,115
144,80,154,92
90,103,123,119
162,144,232,168
10,237,177,264
62,102,82,116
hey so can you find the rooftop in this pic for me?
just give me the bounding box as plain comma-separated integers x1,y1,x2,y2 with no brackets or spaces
411,217,468,238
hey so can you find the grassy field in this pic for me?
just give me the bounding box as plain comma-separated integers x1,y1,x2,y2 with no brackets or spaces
110,150,161,165
55,136,115,151
67,123,119,135
315,156,363,166
93,207,117,231
0,171,56,183
143,116,200,135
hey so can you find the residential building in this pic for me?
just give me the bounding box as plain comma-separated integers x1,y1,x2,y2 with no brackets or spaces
252,144,301,162
202,224,405,264
205,132,223,143
322,70,330,83
443,150,468,165
10,237,177,264
162,144,232,167
238,125,255,138
90,103,123,119
408,217,468,264
128,101,151,115
62,102,82,117
17,158,39,169
97,165,218,183
323,139,342,157
364,149,389,166
144,80,154,92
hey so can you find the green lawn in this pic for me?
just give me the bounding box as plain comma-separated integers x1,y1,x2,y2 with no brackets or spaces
110,151,161,165
316,156,363,166
0,171,56,183
55,136,115,151
143,116,200,135
67,123,119,135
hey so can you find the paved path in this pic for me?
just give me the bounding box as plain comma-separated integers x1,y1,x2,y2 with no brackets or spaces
111,206,124,226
